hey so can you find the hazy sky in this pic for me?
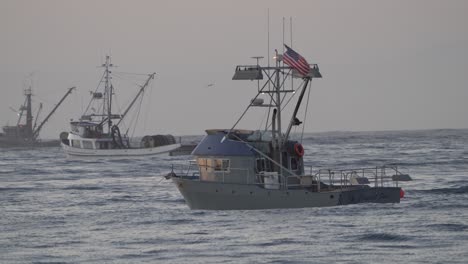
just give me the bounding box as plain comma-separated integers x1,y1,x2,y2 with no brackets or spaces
1,0,467,139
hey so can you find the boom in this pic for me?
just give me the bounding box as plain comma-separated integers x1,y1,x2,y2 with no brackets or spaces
32,87,76,139
115,73,155,127
32,103,43,132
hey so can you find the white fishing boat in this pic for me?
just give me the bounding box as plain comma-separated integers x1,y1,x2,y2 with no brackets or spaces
60,56,180,157
167,45,412,210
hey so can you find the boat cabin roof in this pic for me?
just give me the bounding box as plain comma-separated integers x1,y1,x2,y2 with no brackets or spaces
193,129,255,157
193,129,280,157
205,129,275,142
205,129,253,136
70,121,101,128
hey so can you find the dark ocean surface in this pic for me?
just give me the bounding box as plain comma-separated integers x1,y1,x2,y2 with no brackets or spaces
1,129,467,263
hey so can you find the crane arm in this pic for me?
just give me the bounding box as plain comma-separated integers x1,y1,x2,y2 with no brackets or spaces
115,73,155,127
32,87,76,139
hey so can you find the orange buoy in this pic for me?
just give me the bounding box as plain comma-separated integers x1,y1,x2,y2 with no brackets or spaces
400,189,405,199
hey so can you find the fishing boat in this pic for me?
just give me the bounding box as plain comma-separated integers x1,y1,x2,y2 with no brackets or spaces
1,85,75,148
60,56,180,157
167,45,412,210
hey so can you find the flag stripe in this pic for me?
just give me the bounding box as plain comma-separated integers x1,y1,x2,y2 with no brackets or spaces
284,56,309,75
284,58,309,74
283,44,310,76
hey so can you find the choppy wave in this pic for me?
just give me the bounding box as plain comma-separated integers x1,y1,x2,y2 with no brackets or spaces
359,232,410,242
427,223,468,232
63,185,104,191
0,187,35,192
1,129,468,263
412,186,468,195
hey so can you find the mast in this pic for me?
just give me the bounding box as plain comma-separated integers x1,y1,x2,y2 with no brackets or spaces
231,41,322,189
115,73,155,127
16,97,27,126
25,87,33,140
232,51,321,153
274,50,283,150
32,87,75,140
102,55,114,133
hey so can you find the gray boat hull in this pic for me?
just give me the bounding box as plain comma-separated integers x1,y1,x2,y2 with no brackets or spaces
172,177,401,210
0,138,60,148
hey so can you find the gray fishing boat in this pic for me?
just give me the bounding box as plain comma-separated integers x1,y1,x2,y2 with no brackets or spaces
168,45,411,210
1,85,75,148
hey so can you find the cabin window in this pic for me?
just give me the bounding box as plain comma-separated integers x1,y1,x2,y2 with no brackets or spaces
282,152,289,168
214,159,230,172
256,158,266,172
71,124,79,133
198,158,208,171
265,160,273,171
290,157,298,171
99,142,109,149
82,140,94,149
223,160,230,171
71,140,81,148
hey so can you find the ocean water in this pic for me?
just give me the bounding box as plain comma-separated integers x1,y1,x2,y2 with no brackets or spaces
1,129,467,263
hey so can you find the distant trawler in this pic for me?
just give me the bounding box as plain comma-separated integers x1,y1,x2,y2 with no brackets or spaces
167,45,412,210
60,56,181,157
0,85,75,148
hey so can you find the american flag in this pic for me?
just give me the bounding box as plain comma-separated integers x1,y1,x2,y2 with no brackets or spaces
283,44,311,77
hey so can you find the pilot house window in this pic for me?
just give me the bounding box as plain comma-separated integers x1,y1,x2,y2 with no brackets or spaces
71,140,81,148
197,158,208,171
214,159,230,172
197,158,230,172
290,157,298,171
256,158,266,172
99,142,109,149
82,140,94,149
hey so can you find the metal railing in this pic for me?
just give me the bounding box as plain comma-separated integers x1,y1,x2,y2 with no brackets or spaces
299,165,406,190
259,165,406,191
175,161,252,184
173,163,407,192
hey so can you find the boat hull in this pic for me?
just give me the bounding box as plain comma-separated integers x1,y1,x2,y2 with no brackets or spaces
61,142,181,157
0,138,60,148
172,177,401,210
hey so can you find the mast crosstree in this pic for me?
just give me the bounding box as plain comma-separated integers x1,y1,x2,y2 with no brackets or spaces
231,49,322,167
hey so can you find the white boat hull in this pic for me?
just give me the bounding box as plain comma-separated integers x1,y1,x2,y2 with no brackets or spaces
61,142,181,157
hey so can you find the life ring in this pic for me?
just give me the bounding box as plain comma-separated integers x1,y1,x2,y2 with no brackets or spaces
294,143,304,157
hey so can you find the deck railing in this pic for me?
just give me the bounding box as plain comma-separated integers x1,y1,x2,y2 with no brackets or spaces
286,165,407,190
176,161,253,184
174,163,408,192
